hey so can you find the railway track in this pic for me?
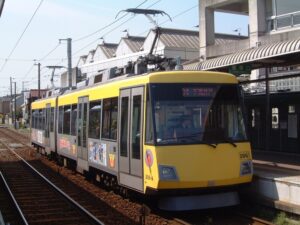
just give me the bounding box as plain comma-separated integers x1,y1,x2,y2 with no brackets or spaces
0,128,171,225
0,139,105,225
0,127,276,225
0,171,27,225
160,208,274,225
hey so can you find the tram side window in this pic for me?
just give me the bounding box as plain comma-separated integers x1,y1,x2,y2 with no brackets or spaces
132,95,142,159
42,109,46,131
50,107,54,132
102,97,118,140
36,111,39,129
145,91,154,144
33,110,38,129
120,97,129,157
35,110,39,129
71,104,77,136
58,106,64,134
89,101,101,139
39,110,43,130
63,105,71,135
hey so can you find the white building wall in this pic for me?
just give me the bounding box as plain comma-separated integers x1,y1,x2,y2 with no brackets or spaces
115,40,133,56
93,46,109,61
86,51,95,63
77,58,86,67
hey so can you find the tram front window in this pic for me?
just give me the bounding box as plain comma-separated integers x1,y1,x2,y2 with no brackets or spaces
149,84,247,145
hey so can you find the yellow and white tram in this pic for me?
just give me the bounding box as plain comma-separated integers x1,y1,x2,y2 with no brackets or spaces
31,71,253,210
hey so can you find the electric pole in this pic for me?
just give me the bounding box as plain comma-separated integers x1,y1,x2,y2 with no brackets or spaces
10,77,12,125
13,82,17,129
46,65,64,89
34,62,41,98
59,38,72,89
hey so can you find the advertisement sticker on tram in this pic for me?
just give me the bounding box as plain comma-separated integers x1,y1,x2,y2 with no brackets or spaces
88,141,107,166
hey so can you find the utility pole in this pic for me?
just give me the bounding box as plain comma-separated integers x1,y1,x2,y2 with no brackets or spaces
38,62,41,98
46,66,64,89
10,77,12,125
14,82,17,129
59,38,72,89
34,62,41,98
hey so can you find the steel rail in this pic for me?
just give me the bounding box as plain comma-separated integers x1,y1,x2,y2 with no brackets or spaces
0,138,105,225
0,171,29,225
234,211,275,225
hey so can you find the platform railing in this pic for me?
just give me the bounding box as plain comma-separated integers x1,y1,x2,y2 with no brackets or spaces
267,11,300,31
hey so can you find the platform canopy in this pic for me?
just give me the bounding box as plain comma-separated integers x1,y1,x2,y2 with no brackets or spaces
184,38,300,71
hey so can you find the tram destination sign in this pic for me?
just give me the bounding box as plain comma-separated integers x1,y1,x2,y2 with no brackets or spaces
182,87,216,97
228,64,252,75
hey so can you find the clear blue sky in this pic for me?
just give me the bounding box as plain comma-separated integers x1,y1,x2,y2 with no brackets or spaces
0,0,248,96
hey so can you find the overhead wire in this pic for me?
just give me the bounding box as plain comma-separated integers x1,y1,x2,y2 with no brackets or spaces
38,43,61,62
34,0,152,87
11,0,167,90
22,64,35,80
72,15,136,57
73,0,149,43
0,0,44,73
159,4,198,26
137,3,198,36
72,0,162,58
101,0,163,39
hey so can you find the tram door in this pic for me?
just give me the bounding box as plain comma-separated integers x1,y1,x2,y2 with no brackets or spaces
118,87,144,192
77,96,89,172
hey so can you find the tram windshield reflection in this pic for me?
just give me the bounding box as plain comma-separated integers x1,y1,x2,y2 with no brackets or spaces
148,84,247,145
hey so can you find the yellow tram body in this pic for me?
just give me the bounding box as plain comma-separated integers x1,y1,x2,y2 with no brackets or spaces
31,71,252,209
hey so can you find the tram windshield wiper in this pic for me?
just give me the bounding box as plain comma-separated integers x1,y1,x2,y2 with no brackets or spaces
218,138,237,147
200,141,217,148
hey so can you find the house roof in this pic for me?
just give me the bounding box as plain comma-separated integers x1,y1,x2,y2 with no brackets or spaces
29,89,48,98
98,43,118,58
154,27,199,49
79,55,87,61
77,55,88,66
148,27,245,49
122,35,145,52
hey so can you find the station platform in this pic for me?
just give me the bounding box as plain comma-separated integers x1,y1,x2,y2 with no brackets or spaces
246,151,300,215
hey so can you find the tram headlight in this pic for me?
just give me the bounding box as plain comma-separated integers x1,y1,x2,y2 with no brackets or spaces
240,160,253,176
159,165,178,181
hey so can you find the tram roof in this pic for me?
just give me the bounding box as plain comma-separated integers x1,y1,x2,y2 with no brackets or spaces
32,71,238,109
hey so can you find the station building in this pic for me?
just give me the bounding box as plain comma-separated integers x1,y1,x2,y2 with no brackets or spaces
182,0,300,213
186,0,300,155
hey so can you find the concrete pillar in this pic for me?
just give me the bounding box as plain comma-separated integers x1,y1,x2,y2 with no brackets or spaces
249,0,267,47
249,0,267,81
199,0,215,61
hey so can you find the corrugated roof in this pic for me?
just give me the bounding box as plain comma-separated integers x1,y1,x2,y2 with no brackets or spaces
183,39,300,71
99,43,118,58
123,36,145,52
157,28,199,49
149,28,244,49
